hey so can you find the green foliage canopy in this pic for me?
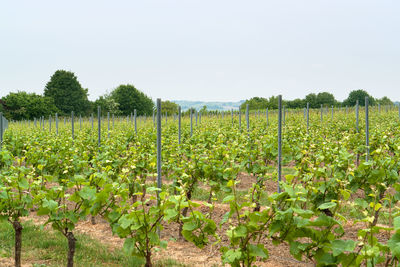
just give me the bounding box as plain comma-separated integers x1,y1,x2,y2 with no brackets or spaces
376,96,393,106
304,92,336,108
93,94,120,115
1,92,59,120
110,84,154,116
343,89,375,106
286,98,305,109
161,100,179,115
240,97,269,110
44,70,90,115
316,92,336,107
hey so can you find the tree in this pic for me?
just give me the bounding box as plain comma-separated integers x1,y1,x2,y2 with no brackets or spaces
316,92,336,107
0,100,4,113
161,101,179,115
93,94,120,115
44,70,90,115
183,107,196,116
343,90,375,106
200,105,208,114
266,96,279,109
376,96,393,106
305,93,318,108
286,98,305,109
240,97,269,110
1,91,59,120
110,84,154,116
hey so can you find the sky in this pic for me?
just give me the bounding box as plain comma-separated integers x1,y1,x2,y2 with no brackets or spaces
1,0,399,102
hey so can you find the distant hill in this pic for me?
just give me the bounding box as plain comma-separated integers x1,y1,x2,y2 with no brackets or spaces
172,100,245,111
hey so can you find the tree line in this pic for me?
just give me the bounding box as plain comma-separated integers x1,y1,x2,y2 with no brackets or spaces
0,69,396,120
240,91,394,110
0,70,156,120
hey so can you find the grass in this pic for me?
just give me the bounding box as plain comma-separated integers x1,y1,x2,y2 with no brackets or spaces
0,220,185,267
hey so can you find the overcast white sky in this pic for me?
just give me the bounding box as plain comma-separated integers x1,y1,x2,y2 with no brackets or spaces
1,0,399,102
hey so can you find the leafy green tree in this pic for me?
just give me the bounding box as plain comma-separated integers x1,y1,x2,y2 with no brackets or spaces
0,100,4,113
200,105,207,114
266,96,279,109
161,100,179,115
1,91,58,120
286,98,305,109
305,93,318,108
44,70,90,115
241,95,296,110
316,92,336,107
93,94,120,115
110,84,154,116
376,96,393,106
183,107,197,116
343,90,375,106
240,97,268,110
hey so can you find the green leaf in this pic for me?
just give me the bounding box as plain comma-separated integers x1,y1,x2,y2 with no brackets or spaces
309,214,337,227
119,214,133,229
340,189,350,200
68,192,81,203
388,232,400,258
164,209,178,220
315,249,336,265
79,186,96,200
234,225,247,238
285,174,295,183
0,190,8,200
393,216,400,231
289,241,307,260
108,211,120,222
226,180,234,188
37,207,50,216
183,221,197,231
318,202,337,210
249,244,268,259
354,198,368,209
223,249,242,263
43,199,58,211
18,178,29,189
222,195,234,203
148,232,160,245
331,240,356,256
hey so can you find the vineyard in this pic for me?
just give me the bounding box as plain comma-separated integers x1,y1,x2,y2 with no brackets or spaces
1,102,400,267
